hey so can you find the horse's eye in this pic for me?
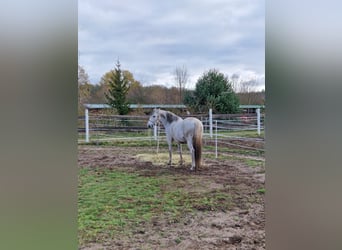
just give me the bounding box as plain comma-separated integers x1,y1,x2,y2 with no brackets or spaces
153,115,156,118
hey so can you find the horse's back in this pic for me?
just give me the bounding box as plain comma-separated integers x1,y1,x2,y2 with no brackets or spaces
169,117,202,140
183,117,203,134
184,117,202,126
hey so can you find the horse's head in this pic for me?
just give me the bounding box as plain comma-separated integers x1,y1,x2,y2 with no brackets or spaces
147,108,159,128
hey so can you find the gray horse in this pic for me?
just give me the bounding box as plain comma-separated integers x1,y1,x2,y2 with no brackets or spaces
147,108,203,171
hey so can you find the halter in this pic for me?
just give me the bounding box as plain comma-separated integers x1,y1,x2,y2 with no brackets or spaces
148,112,160,127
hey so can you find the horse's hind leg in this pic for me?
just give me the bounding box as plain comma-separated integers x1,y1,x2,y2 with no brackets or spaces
177,143,184,165
186,139,195,171
167,141,172,166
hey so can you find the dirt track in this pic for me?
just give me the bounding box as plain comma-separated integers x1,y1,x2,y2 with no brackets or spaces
78,145,265,250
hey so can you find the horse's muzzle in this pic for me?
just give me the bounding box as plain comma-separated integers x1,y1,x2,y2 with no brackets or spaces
147,122,154,128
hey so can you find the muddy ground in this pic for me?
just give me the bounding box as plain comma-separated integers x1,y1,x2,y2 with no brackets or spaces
78,144,265,250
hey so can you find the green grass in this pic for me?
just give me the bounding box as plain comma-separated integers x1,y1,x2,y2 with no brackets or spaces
257,188,266,194
78,136,163,147
212,129,265,138
78,129,264,143
244,158,265,168
203,152,265,168
204,145,264,157
78,131,151,140
79,140,264,157
78,168,232,245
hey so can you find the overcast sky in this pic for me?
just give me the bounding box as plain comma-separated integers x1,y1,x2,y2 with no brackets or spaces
78,0,264,90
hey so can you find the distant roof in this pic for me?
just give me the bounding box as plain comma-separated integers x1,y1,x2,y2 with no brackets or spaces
239,105,265,109
83,104,187,109
84,104,265,109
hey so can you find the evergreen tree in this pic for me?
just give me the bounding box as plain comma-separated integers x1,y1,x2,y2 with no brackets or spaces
105,60,130,115
185,69,240,113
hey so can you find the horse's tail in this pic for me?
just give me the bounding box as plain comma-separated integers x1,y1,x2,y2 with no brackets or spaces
193,120,203,169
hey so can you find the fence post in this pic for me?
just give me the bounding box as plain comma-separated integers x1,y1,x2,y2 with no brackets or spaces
154,124,158,140
215,120,218,158
209,108,213,138
256,108,261,135
85,108,89,143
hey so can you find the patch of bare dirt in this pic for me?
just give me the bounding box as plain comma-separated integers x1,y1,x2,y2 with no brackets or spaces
78,144,265,250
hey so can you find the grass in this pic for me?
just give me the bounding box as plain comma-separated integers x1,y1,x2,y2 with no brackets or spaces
244,158,265,168
78,168,232,245
203,152,265,169
136,153,192,166
79,139,264,158
78,129,264,143
257,188,266,194
79,131,150,140
213,129,265,138
204,145,264,157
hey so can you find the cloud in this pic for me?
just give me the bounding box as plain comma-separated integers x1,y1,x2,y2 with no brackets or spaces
78,0,264,90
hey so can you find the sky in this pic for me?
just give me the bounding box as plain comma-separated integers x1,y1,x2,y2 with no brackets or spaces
78,0,264,91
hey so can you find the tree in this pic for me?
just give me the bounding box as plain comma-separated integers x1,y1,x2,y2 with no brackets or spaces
183,89,197,112
230,73,240,93
104,60,130,115
173,65,188,104
86,82,107,104
185,69,240,113
126,81,145,104
78,65,91,114
237,79,264,105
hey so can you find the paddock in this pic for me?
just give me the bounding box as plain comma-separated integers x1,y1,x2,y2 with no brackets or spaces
78,109,265,249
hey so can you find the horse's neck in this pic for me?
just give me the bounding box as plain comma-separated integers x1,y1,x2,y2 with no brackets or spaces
159,111,181,128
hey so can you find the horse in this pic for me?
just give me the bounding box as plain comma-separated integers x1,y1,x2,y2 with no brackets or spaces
147,108,203,171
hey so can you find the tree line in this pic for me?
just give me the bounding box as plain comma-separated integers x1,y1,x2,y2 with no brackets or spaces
78,61,264,115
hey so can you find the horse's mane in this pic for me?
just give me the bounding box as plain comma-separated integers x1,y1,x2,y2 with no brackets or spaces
160,110,180,124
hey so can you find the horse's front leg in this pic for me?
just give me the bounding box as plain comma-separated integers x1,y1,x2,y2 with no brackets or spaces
177,143,184,165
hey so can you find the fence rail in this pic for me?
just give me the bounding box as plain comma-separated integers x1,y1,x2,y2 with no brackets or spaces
79,109,264,140
78,109,265,158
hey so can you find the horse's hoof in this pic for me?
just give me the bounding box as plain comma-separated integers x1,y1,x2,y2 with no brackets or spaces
190,167,195,171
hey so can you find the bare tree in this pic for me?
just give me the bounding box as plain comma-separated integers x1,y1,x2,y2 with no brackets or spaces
173,65,189,104
78,65,91,114
238,79,262,104
239,79,259,93
230,73,240,93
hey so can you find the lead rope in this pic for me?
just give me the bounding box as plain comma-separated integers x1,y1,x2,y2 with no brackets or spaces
156,119,161,163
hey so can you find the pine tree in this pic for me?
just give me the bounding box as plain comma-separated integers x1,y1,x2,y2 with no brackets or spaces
105,60,130,115
185,69,240,113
